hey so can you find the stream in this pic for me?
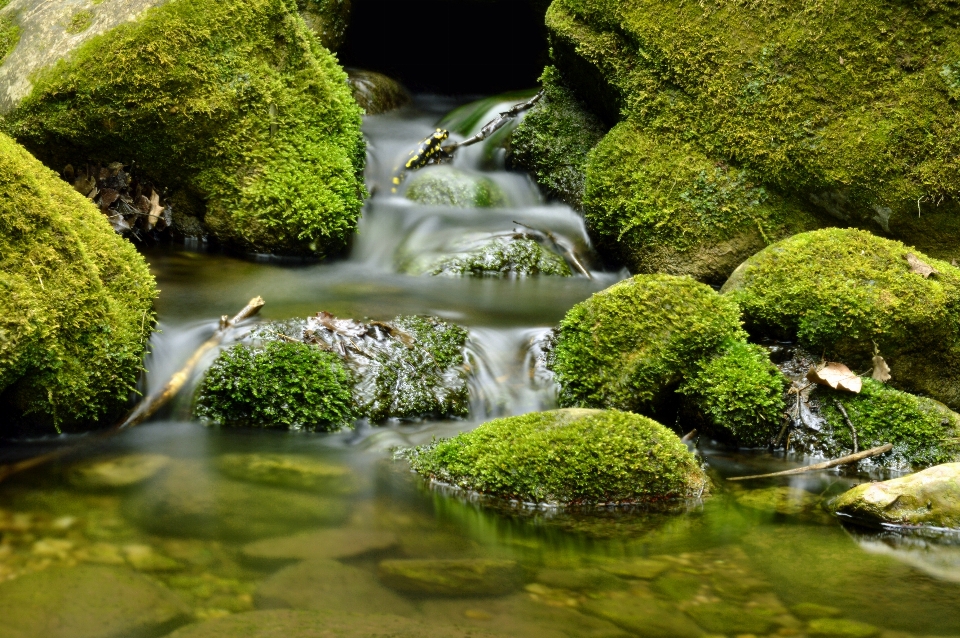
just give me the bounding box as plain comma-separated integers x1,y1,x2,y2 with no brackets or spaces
2,94,960,637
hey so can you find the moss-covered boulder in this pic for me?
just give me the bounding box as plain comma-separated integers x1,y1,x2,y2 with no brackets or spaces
405,166,506,208
348,68,410,115
0,132,156,433
545,0,960,263
5,0,365,257
508,66,607,210
297,0,351,50
723,228,960,408
424,237,572,278
406,408,709,505
829,463,960,530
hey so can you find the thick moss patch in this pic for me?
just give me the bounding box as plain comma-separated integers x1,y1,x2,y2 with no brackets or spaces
6,0,365,257
406,408,709,505
0,132,157,433
426,237,572,278
723,228,960,408
0,12,19,66
405,167,505,208
548,274,745,414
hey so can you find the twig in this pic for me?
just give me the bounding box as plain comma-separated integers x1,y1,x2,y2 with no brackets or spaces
833,399,859,453
727,443,893,481
513,220,592,278
442,90,544,154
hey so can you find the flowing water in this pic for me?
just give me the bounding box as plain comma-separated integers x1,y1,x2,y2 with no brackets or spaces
2,95,960,637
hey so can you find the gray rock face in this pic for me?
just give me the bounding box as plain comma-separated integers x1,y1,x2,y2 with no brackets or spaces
0,0,168,113
0,565,191,638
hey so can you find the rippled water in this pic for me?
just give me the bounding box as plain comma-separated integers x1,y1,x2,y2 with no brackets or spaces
2,95,960,637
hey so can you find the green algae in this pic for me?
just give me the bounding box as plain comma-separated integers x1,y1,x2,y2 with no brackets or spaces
548,274,745,414
194,340,357,431
6,0,365,257
65,9,93,34
723,228,960,408
0,132,157,433
406,408,709,505
427,237,572,278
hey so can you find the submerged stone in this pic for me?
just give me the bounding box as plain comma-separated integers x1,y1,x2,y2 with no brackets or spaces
348,69,411,115
830,463,960,529
405,167,506,208
406,408,709,505
0,565,191,638
241,528,398,565
0,132,157,434
255,559,416,616
595,558,670,581
791,603,844,620
425,237,572,278
534,567,625,592
215,453,354,493
377,558,522,597
684,601,778,635
67,454,171,490
734,487,823,517
807,618,881,638
580,593,703,638
5,0,366,257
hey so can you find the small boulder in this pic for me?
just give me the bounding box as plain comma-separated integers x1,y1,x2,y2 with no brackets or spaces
405,408,709,505
424,237,572,278
377,558,522,597
405,167,506,208
829,463,960,529
215,453,353,493
241,528,398,565
580,592,703,638
0,565,191,638
348,69,411,115
67,454,171,490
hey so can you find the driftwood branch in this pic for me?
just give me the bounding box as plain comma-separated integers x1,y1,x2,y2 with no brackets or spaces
0,297,265,484
442,90,544,155
726,443,893,481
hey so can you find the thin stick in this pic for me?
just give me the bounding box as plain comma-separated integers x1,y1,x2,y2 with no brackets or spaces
513,220,592,278
0,297,265,484
442,90,544,154
833,399,859,453
727,443,893,481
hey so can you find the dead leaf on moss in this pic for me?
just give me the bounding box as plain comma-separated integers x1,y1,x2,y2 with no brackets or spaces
806,362,862,393
871,355,891,382
905,253,938,278
145,191,163,230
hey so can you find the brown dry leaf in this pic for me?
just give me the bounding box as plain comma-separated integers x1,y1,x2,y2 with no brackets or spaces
905,253,938,278
871,355,891,382
99,188,120,211
315,311,366,337
806,362,863,393
73,175,96,196
146,191,163,230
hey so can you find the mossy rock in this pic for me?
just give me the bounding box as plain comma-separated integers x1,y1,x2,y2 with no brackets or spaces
580,594,703,638
215,453,354,492
347,68,410,115
297,0,351,50
829,462,960,529
67,453,171,490
425,237,572,278
545,0,960,262
5,0,366,257
377,558,523,597
807,618,881,638
508,65,607,210
405,166,506,208
723,228,960,408
405,408,709,505
0,132,157,433
684,601,778,635
548,274,744,415
195,340,357,431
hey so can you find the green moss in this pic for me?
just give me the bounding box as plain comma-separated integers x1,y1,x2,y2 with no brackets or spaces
406,408,709,505
723,228,960,407
0,132,157,432
427,237,572,278
194,340,357,431
0,13,19,65
548,274,745,414
6,0,365,257
405,167,505,208
546,0,960,242
681,340,787,446
816,378,960,469
509,66,607,210
65,9,94,34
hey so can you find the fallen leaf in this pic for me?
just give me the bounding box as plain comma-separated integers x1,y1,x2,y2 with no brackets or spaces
905,253,938,278
806,362,862,394
99,188,120,211
952,259,958,267
871,355,891,382
73,175,96,196
314,311,366,337
146,191,163,230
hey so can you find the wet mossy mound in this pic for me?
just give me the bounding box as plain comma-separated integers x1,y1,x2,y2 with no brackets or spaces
0,132,157,434
405,167,505,209
406,408,709,505
427,237,572,278
509,66,607,211
723,228,960,408
5,0,365,257
545,0,960,262
194,313,469,428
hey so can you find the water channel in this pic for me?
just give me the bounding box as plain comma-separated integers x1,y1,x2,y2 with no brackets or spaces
2,94,960,637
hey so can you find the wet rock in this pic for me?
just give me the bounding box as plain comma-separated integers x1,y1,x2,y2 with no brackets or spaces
791,602,844,620
377,558,522,596
684,601,778,635
405,409,708,505
0,132,157,434
165,609,508,637
0,565,191,638
347,69,410,115
405,166,506,208
734,487,823,517
255,559,416,616
424,237,572,278
534,567,625,591
807,618,881,638
595,558,670,580
298,0,351,50
241,528,398,565
580,591,703,638
830,463,960,529
122,461,349,540
724,228,960,410
6,0,365,257
67,454,171,490
215,454,353,493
